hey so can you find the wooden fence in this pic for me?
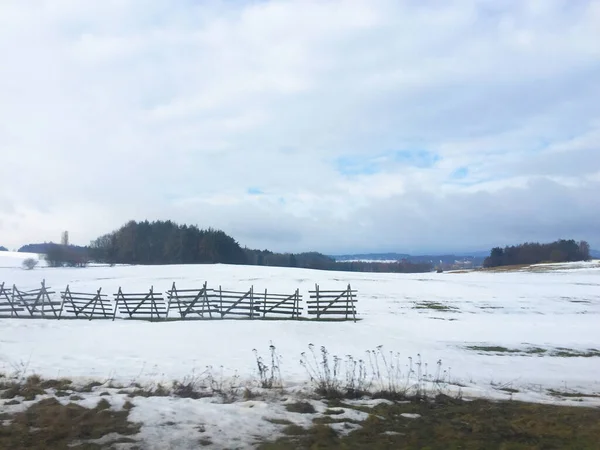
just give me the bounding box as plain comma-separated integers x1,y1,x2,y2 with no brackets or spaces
59,286,113,320
13,280,62,318
0,280,355,322
166,282,218,319
114,286,167,321
254,288,302,319
307,284,357,322
0,282,24,318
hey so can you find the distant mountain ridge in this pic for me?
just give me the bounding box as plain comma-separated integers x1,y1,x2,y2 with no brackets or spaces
18,243,88,255
333,252,410,261
332,252,486,266
333,248,600,266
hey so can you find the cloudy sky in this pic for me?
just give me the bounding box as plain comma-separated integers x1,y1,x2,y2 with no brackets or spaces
1,0,599,254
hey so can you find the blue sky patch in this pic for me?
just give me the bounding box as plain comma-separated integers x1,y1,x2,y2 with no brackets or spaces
336,149,441,176
451,167,469,179
336,156,382,176
247,187,264,195
392,150,441,168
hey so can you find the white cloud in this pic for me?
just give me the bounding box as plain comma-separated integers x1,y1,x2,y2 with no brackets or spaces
1,0,599,253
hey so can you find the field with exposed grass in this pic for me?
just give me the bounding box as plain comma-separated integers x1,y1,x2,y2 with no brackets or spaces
1,253,599,448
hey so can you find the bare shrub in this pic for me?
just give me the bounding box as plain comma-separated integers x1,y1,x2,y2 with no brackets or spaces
22,258,38,270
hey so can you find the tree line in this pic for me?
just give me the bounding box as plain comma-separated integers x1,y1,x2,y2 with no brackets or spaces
84,220,433,273
483,239,591,268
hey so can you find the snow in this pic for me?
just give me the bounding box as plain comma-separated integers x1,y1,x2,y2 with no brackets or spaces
1,260,600,447
0,251,46,269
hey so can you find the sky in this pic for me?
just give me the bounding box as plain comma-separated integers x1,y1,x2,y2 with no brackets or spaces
1,0,599,255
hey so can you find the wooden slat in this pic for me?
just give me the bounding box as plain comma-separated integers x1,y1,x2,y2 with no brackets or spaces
255,304,301,310
119,305,167,311
118,300,166,304
60,291,108,297
307,308,356,312
176,309,220,314
118,312,167,316
65,307,112,313
68,304,113,310
114,292,162,296
308,289,358,297
260,293,300,298
23,301,63,306
166,289,216,294
255,298,299,303
306,300,357,304
66,299,112,304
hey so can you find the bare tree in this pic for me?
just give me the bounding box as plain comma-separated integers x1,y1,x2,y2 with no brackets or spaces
22,258,38,270
579,240,591,260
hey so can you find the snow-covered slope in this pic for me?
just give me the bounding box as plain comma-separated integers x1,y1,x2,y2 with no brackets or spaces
0,251,45,268
0,262,599,400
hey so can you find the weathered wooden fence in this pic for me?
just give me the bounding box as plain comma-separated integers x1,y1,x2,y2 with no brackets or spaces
0,280,356,321
254,288,302,318
114,286,167,321
13,280,62,318
0,282,24,318
166,282,219,319
307,284,357,322
59,286,113,319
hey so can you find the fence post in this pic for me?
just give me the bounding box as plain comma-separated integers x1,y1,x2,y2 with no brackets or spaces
250,286,254,319
203,282,211,319
263,289,267,319
11,285,18,317
89,288,100,320
40,279,46,318
346,284,350,321
59,285,68,319
219,285,223,318
152,286,157,321
295,288,299,319
166,282,175,318
113,287,121,321
352,287,357,323
316,283,320,320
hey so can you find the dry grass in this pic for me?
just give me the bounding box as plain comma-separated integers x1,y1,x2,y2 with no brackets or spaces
0,397,140,449
285,401,317,414
258,395,600,449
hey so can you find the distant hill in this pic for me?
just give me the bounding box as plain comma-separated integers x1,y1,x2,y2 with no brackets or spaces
333,252,410,262
591,249,600,259
18,243,89,256
0,246,7,252
332,252,485,267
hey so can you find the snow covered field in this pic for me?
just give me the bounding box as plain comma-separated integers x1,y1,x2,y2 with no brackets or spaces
1,255,599,447
1,256,599,394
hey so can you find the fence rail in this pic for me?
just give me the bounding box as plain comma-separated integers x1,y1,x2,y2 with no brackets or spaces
0,279,357,322
60,286,113,319
114,286,167,321
307,284,357,322
13,280,62,318
0,282,23,317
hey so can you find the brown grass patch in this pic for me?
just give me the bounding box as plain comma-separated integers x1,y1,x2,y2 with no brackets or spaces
0,397,140,449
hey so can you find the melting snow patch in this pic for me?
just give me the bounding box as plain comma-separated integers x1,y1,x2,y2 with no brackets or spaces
401,413,421,419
